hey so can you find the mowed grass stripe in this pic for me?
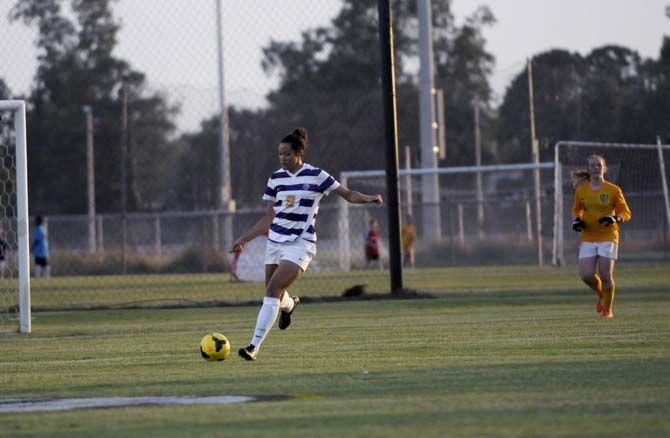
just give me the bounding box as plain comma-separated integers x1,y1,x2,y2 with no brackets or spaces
0,264,669,436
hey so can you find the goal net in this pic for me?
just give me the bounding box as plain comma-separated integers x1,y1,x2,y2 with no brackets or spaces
0,101,31,333
553,141,670,266
336,162,556,271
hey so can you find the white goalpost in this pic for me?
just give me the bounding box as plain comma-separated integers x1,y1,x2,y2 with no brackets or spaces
0,100,31,333
553,141,670,266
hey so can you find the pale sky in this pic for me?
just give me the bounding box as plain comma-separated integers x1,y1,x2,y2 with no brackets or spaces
1,0,668,131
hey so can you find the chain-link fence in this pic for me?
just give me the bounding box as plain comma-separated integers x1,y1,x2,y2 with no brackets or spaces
2,1,668,316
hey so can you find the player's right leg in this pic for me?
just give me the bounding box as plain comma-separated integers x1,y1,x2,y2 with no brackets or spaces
578,249,603,312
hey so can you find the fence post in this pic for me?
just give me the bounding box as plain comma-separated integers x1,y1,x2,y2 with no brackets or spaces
338,176,351,271
526,200,533,242
96,216,104,253
457,203,465,246
154,215,162,256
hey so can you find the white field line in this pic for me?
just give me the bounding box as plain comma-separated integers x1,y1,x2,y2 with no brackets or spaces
0,395,257,413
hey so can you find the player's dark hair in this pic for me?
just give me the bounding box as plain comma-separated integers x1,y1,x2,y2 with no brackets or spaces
35,215,43,226
280,127,308,155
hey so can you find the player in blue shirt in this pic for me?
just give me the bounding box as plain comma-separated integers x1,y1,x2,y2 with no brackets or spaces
32,215,50,278
232,127,382,361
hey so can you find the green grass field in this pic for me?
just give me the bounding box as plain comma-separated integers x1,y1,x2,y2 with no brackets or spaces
1,264,669,436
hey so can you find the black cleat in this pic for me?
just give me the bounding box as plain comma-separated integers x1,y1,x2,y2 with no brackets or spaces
278,297,300,330
238,344,257,361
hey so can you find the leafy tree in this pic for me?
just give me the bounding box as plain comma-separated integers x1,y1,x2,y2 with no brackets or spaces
168,107,279,210
496,43,670,162
581,45,645,142
625,37,670,143
214,0,496,206
10,0,178,214
497,49,587,162
433,5,497,165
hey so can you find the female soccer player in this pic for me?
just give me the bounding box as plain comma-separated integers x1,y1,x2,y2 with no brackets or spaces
571,155,631,319
231,128,382,360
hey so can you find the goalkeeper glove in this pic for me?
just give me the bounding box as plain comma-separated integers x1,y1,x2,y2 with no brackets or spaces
572,217,586,232
598,215,620,226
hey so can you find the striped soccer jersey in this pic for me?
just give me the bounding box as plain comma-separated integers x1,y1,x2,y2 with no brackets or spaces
262,163,341,243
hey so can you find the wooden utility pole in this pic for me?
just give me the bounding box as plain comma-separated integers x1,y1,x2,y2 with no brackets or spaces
83,105,96,254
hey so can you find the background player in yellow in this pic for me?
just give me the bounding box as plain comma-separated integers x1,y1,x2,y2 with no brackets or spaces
571,154,631,319
401,213,417,268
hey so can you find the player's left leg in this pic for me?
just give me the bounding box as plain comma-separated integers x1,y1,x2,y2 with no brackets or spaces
265,262,301,329
239,261,303,361
598,257,616,318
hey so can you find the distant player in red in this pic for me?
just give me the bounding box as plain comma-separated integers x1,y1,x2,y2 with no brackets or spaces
365,218,383,270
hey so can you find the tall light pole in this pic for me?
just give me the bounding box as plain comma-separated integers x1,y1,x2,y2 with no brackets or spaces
120,83,128,275
473,99,484,238
83,105,96,253
215,0,233,251
417,0,442,241
528,57,543,266
377,0,403,293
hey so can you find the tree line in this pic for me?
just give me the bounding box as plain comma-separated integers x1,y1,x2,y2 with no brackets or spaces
2,0,669,214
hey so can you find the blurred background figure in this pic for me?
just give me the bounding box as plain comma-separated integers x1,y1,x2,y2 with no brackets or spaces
0,226,9,278
401,213,417,268
365,218,383,270
32,215,50,278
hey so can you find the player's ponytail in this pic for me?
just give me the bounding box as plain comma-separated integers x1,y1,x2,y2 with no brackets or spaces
570,170,590,188
281,127,308,155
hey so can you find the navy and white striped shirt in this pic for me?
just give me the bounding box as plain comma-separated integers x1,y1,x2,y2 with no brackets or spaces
262,163,340,243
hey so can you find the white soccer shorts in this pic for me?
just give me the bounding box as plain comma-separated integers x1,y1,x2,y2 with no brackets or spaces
264,238,317,271
578,241,618,260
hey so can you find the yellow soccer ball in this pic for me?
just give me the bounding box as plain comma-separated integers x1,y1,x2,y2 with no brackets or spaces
199,332,231,361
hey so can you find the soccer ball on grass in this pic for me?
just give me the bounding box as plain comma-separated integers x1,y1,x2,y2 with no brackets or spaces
199,332,231,361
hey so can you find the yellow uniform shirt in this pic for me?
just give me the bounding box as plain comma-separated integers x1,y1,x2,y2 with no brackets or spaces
401,224,416,249
571,181,631,244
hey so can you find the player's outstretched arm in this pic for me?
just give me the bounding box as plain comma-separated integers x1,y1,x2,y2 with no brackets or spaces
231,202,275,253
334,186,383,205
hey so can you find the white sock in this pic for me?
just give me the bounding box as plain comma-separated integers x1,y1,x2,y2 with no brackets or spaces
250,296,280,350
279,290,295,313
